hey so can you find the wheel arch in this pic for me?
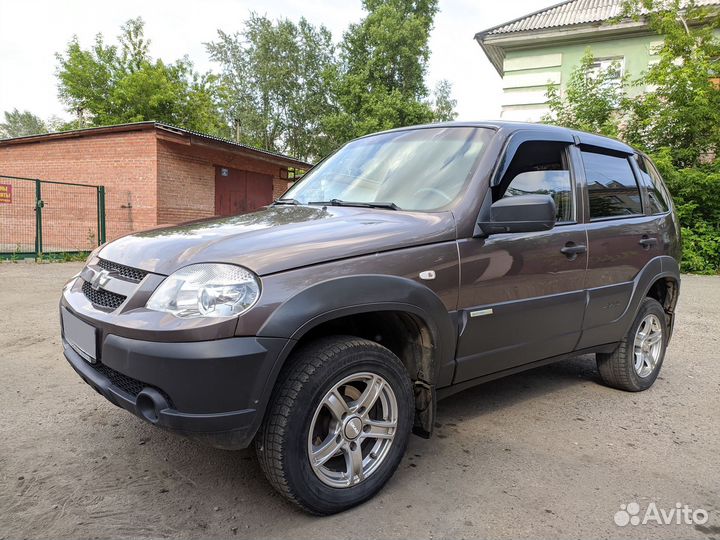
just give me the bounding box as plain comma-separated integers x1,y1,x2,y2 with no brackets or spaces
643,258,680,338
254,275,458,439
615,256,681,344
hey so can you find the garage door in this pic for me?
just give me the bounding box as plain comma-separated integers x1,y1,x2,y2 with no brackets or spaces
214,166,273,217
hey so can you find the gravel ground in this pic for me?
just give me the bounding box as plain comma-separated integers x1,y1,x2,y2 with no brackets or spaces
1,262,719,540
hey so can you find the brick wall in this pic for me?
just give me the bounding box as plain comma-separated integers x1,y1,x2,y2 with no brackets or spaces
156,136,291,225
273,178,292,199
0,130,158,249
156,141,215,225
1,127,302,253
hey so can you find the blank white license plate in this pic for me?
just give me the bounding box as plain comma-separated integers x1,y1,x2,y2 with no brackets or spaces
62,308,97,362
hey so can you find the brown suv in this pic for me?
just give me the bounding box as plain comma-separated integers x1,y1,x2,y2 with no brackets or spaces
60,122,681,514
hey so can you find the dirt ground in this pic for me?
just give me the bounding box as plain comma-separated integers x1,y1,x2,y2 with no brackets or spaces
1,262,718,539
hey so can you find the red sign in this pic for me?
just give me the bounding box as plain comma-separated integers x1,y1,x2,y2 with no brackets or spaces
0,183,11,204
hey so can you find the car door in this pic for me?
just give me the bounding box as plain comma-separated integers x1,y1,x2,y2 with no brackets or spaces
453,136,588,383
575,146,661,349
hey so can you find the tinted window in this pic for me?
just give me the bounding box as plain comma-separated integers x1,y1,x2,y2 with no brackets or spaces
582,151,642,218
504,170,573,222
634,155,670,214
497,140,574,222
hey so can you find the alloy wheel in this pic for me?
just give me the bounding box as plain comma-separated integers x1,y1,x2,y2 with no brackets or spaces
307,372,398,488
633,313,663,378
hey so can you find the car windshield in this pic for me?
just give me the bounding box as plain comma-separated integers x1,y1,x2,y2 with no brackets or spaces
282,127,493,211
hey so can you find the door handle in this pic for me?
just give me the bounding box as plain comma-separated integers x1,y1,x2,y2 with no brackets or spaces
560,242,587,259
639,236,658,248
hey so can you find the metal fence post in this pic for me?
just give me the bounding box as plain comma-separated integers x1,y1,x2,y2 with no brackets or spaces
34,179,43,258
97,185,106,244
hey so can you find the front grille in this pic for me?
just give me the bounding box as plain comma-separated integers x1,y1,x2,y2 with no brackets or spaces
82,280,127,310
91,362,173,406
98,258,147,282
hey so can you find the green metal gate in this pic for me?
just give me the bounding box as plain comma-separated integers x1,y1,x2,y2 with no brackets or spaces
0,175,106,260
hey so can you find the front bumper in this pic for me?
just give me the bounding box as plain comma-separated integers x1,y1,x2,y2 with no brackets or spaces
62,324,289,450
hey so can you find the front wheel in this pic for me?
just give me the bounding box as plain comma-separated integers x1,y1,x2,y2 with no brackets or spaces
597,297,668,391
255,336,414,515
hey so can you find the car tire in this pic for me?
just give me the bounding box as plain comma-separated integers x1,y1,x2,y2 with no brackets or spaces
596,297,668,392
255,335,414,515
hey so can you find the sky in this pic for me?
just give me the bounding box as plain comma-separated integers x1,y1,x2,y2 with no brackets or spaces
0,0,560,124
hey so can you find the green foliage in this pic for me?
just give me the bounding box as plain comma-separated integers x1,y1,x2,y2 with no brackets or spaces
10,244,22,262
543,49,628,137
51,9,454,158
624,0,720,273
207,14,337,161
652,150,720,273
56,17,225,135
0,109,47,138
621,0,720,167
547,1,720,273
325,0,446,142
59,251,91,262
431,80,458,122
206,3,456,158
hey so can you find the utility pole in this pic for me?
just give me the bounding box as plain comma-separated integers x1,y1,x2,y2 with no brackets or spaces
234,118,241,143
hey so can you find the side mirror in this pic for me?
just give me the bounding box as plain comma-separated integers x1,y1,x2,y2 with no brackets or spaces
478,194,557,235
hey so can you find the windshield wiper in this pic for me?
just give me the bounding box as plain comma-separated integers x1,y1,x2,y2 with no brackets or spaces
272,198,302,206
308,199,400,210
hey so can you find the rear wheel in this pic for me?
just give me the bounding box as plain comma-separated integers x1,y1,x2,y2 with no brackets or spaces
597,297,668,391
255,336,414,515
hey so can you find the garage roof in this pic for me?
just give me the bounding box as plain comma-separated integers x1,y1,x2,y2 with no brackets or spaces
0,121,312,169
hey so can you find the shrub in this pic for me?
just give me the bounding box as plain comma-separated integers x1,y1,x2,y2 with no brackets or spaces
653,149,720,274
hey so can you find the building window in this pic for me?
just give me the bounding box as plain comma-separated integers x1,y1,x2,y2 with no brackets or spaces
588,56,625,87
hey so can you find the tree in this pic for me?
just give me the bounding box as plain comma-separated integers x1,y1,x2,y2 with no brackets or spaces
325,0,446,142
0,109,47,138
654,151,720,273
539,1,720,272
56,17,226,135
431,80,458,122
207,14,337,161
543,49,628,137
622,0,720,167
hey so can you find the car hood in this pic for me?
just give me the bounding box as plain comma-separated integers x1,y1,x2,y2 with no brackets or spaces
98,205,457,276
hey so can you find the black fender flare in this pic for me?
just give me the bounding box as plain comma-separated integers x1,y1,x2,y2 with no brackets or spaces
258,274,456,382
604,256,681,346
626,256,680,322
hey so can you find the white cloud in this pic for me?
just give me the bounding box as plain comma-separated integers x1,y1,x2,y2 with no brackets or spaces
0,0,558,123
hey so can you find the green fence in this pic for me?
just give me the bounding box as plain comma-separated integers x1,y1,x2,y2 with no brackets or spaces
0,175,106,260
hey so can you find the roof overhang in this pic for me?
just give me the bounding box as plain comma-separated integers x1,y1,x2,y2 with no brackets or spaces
152,124,311,169
0,121,312,169
475,20,652,77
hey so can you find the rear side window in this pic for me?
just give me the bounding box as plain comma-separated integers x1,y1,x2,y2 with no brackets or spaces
634,155,670,214
581,150,643,219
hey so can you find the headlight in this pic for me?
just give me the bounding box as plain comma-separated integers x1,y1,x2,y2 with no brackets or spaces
147,263,260,318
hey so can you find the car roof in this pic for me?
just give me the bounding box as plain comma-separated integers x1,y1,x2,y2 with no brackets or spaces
368,120,635,155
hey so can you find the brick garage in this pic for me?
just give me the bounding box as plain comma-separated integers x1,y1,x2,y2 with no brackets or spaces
0,122,309,250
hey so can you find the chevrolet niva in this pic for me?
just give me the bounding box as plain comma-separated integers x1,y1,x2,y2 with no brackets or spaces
60,122,680,514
